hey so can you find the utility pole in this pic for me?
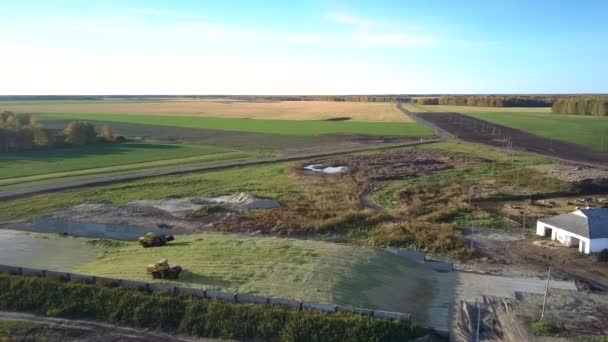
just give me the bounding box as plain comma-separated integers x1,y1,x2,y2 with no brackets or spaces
468,186,473,205
540,266,552,321
470,226,475,249
522,203,527,238
476,300,482,342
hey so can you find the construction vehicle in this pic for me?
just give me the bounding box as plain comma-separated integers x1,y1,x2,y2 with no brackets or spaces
146,259,182,279
138,232,175,248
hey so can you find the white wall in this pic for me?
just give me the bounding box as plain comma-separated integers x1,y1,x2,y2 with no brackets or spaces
536,221,592,254
590,238,608,253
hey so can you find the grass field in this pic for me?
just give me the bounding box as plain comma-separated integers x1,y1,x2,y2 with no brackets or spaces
35,113,431,137
414,105,608,150
1,100,413,122
74,232,450,314
0,142,252,186
0,163,302,220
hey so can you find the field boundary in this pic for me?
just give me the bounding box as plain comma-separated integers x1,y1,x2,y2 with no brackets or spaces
0,264,413,323
397,104,455,139
0,139,441,201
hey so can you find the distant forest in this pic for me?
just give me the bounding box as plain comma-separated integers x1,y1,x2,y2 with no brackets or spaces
552,97,608,116
415,96,553,107
2,95,607,110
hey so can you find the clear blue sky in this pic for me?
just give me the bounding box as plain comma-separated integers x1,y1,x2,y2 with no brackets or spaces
1,0,607,94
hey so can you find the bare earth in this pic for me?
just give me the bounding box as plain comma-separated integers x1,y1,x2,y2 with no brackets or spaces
0,100,413,122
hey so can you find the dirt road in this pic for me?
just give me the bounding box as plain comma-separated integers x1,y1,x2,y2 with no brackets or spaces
0,139,440,202
0,311,217,341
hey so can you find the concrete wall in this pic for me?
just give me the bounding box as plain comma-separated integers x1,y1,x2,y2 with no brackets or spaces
0,264,412,324
536,221,592,254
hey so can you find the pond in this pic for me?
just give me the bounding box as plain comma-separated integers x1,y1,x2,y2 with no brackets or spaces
303,164,346,174
0,229,96,271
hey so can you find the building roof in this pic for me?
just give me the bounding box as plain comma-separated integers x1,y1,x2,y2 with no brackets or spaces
539,208,608,239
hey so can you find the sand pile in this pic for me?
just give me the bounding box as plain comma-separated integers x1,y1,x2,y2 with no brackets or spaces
195,192,280,210
54,193,280,220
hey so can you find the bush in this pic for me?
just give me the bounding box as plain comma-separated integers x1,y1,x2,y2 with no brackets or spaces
530,319,567,336
0,274,424,341
188,205,228,218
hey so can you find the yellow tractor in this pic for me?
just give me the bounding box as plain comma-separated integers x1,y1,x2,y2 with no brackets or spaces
138,232,175,248
146,259,182,279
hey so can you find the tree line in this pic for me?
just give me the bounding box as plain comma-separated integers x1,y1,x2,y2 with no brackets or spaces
414,96,552,107
552,97,608,116
0,111,118,153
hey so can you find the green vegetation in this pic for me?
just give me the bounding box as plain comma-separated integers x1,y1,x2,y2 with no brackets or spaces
0,142,251,185
0,321,38,336
372,142,551,210
74,232,443,313
36,113,434,137
0,273,423,341
0,111,121,152
416,105,608,150
529,319,567,337
0,163,302,220
368,142,565,246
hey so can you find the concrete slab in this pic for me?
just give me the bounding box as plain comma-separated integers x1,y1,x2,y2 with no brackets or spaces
456,271,578,302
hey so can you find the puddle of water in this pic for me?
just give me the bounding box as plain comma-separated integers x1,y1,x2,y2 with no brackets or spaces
0,229,96,271
304,164,346,174
24,218,165,240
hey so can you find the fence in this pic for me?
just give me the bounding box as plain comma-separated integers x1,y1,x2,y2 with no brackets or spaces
0,264,410,322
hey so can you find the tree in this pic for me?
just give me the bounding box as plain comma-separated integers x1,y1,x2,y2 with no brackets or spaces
99,125,114,142
32,126,53,147
63,121,97,145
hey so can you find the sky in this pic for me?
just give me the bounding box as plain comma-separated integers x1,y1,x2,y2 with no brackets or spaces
1,0,607,95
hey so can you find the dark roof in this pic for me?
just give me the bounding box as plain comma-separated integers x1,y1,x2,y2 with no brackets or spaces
539,209,608,239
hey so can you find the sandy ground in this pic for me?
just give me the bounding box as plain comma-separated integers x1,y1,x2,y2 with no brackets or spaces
0,100,413,122
530,164,608,183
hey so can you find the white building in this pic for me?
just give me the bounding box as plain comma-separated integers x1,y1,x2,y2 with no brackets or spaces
536,208,608,254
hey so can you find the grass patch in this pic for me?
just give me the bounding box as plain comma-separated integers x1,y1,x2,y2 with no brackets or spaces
0,163,303,220
529,319,567,337
35,113,433,137
451,211,511,229
73,232,447,314
0,142,248,182
84,239,129,248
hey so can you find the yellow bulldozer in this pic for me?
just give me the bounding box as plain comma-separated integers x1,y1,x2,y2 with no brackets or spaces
146,259,183,279
138,232,175,248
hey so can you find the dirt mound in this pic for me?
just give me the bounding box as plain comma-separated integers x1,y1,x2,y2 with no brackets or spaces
530,164,608,184
196,192,280,210
305,150,452,180
54,194,279,221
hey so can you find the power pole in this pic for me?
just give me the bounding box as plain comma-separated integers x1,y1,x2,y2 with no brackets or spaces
540,266,552,321
470,226,475,249
476,300,482,342
522,203,527,238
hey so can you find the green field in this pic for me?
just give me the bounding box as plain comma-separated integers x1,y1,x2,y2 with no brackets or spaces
0,163,302,220
415,105,608,150
76,233,451,313
0,142,253,186
36,113,433,137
